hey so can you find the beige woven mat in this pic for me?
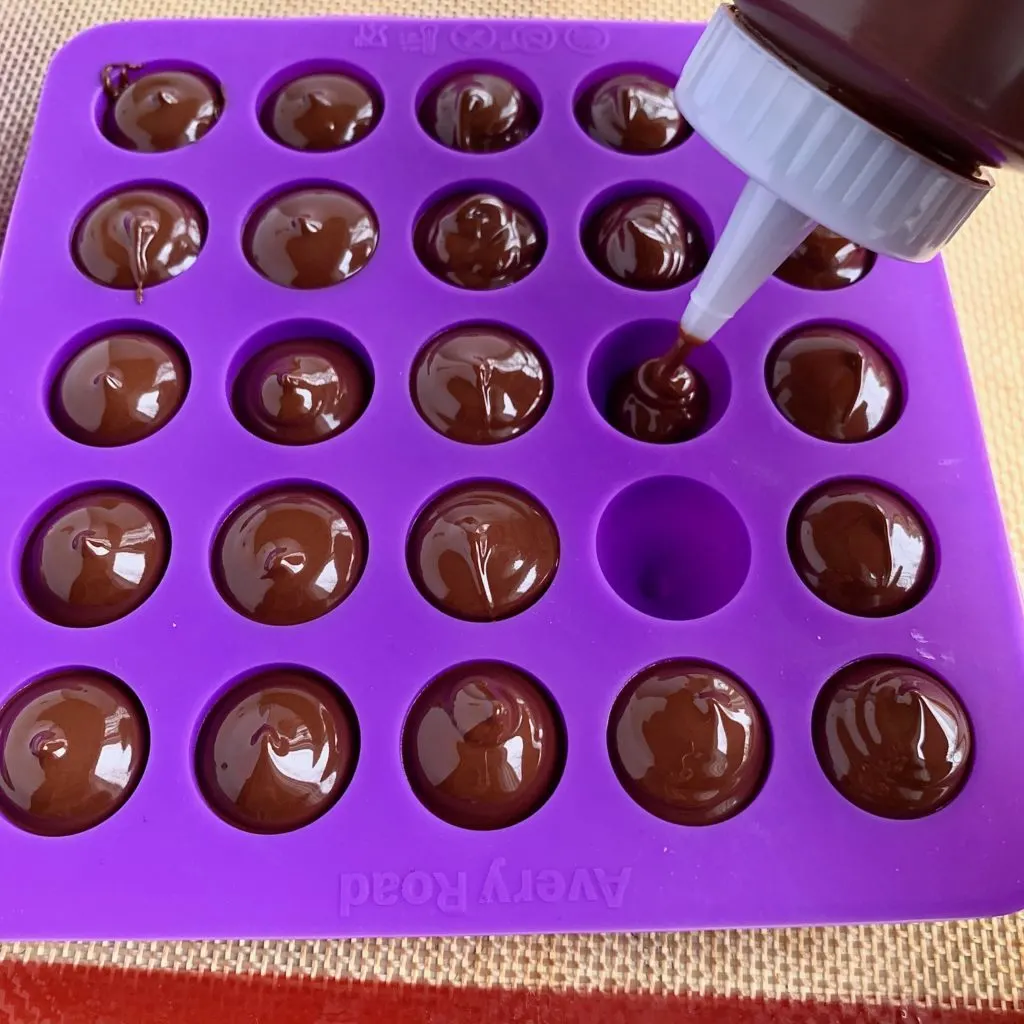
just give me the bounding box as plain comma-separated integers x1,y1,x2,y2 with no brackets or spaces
2,0,1024,1009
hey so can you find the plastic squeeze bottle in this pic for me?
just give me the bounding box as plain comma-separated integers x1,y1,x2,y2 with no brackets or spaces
675,0,1024,341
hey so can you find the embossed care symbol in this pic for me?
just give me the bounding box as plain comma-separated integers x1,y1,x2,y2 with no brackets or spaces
503,25,558,53
564,24,610,54
354,23,388,48
399,25,438,54
338,859,631,917
450,23,497,53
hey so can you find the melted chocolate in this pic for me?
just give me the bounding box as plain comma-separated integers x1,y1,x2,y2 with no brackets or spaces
586,195,706,289
264,73,380,151
244,187,378,289
233,339,368,445
768,326,899,441
775,226,874,289
411,325,549,444
814,660,971,818
52,332,187,447
789,481,933,616
213,487,365,625
403,661,562,829
577,72,689,153
609,661,767,825
196,669,356,833
74,188,204,300
420,72,537,152
408,482,558,621
415,192,543,289
102,64,222,152
0,671,147,835
607,337,709,443
23,490,168,627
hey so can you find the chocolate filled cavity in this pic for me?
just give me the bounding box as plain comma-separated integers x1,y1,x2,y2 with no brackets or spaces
233,339,368,445
789,481,933,616
403,661,562,829
768,326,900,442
415,192,543,289
607,346,709,444
775,226,875,290
609,661,767,825
244,187,378,289
420,72,537,152
213,487,365,625
52,332,187,447
196,669,357,833
0,671,147,836
102,64,222,152
814,660,971,818
585,195,706,289
577,72,690,153
23,490,169,627
408,482,558,621
264,73,381,151
74,188,204,300
411,325,549,444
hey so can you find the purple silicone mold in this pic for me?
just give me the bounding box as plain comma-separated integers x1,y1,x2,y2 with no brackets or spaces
0,17,1021,939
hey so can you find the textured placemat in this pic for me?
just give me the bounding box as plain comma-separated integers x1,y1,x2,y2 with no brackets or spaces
0,0,1022,1010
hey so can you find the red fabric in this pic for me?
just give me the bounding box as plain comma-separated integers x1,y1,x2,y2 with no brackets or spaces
0,962,1020,1024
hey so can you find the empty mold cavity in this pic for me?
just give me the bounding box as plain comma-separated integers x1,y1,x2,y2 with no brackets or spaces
597,476,750,620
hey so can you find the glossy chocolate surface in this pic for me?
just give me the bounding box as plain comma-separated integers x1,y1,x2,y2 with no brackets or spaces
74,188,204,300
103,65,222,152
408,482,558,621
52,332,187,447
768,326,899,442
577,72,689,153
775,226,874,290
412,325,549,444
196,669,356,833
264,73,380,151
420,72,537,152
815,660,971,818
789,481,932,616
244,187,378,289
0,671,147,836
404,661,562,829
23,490,168,627
609,661,767,825
415,192,543,289
233,339,368,445
214,487,365,625
607,339,708,443
586,195,706,289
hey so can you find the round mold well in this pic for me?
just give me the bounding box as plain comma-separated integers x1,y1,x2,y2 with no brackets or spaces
596,476,751,620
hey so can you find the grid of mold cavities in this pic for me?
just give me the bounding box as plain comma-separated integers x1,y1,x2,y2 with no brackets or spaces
0,19,1020,939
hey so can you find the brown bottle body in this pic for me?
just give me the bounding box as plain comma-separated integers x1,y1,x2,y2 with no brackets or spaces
733,0,1024,171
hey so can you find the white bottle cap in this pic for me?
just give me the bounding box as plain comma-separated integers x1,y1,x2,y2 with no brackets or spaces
675,5,991,341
